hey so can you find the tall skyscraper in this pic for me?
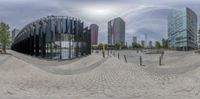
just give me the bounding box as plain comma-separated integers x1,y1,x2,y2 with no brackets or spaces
141,40,145,48
11,28,20,41
145,33,147,47
168,8,197,51
132,36,137,43
90,24,99,45
108,17,125,46
148,41,153,48
197,25,200,48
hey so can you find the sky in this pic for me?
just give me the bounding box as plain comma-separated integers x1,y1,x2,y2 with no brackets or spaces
1,0,200,46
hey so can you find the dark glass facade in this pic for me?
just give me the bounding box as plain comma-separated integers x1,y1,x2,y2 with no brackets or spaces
11,16,91,60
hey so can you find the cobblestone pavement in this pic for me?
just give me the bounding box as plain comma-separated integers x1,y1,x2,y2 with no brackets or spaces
0,51,200,98
116,50,200,75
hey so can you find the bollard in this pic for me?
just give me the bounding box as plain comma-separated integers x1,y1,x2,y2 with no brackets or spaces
159,55,162,66
107,50,109,56
114,52,115,57
118,53,120,59
161,52,164,59
140,56,142,66
102,51,105,58
124,55,127,63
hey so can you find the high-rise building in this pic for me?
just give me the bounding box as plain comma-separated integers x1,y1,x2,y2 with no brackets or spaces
141,40,145,48
168,8,197,51
145,33,147,47
11,28,20,41
108,17,125,46
197,25,200,48
90,24,99,45
132,36,137,43
148,41,153,48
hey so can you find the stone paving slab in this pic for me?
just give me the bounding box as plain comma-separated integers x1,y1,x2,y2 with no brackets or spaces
1,50,200,98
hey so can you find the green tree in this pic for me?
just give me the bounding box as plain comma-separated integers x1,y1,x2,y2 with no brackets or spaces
91,45,98,50
162,38,168,49
155,41,161,48
104,44,108,50
98,43,103,50
0,22,10,53
132,42,142,48
114,43,121,50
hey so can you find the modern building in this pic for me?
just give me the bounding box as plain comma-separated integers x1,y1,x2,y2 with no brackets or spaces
108,17,125,46
90,24,99,45
197,25,200,48
141,40,145,48
132,36,137,43
145,33,147,48
148,41,153,48
11,16,91,60
168,8,197,51
11,28,20,41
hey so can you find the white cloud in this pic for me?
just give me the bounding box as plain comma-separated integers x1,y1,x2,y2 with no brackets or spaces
1,0,200,44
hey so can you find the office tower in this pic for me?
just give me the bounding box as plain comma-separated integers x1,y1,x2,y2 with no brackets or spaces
132,36,137,43
108,17,125,46
168,8,197,51
148,41,153,48
145,33,147,47
197,25,200,48
11,28,20,41
90,24,99,45
141,40,145,48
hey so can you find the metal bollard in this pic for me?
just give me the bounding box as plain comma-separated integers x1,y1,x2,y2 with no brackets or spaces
161,53,164,59
102,51,105,58
124,55,127,63
118,53,120,59
159,55,162,66
140,56,142,66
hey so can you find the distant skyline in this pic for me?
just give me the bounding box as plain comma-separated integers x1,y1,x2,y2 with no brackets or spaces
1,0,200,46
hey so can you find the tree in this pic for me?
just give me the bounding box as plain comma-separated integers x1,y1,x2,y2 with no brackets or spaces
91,45,98,50
114,43,121,50
132,42,142,48
155,41,161,48
98,43,103,50
162,38,168,49
104,44,108,50
0,22,10,53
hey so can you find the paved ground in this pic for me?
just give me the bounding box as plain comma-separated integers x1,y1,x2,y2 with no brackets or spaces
0,50,200,98
116,50,200,75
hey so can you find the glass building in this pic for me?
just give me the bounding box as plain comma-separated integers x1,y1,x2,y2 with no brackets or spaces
132,36,137,44
11,29,20,41
108,17,125,46
197,25,200,48
11,16,91,60
90,24,99,45
168,8,197,51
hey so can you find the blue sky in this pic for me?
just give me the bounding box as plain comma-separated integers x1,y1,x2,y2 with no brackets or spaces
0,0,200,46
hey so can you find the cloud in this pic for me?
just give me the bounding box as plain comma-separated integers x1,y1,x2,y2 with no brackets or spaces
0,0,200,45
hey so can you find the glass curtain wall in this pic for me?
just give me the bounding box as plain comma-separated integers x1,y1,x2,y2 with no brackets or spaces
11,16,91,60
